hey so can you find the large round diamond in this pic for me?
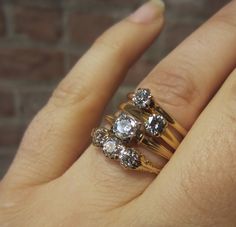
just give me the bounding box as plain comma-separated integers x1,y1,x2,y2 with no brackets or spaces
113,113,140,141
102,137,124,160
119,148,141,169
132,88,152,109
145,114,167,136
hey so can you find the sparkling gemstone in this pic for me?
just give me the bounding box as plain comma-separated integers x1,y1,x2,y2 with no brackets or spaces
119,148,141,169
113,113,140,141
132,88,152,109
102,137,124,160
92,128,109,147
145,114,167,136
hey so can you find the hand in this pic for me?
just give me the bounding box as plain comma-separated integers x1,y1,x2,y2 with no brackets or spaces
1,0,236,226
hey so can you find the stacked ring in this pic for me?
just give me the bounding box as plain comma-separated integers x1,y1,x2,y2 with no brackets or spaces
91,88,187,174
105,113,172,160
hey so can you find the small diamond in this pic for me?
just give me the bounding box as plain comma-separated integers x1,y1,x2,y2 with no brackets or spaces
92,128,109,147
132,88,152,109
119,148,141,169
102,137,124,160
113,113,140,141
145,114,167,136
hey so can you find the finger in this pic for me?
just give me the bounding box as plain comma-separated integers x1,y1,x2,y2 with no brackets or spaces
4,0,165,186
130,68,236,226
66,0,236,210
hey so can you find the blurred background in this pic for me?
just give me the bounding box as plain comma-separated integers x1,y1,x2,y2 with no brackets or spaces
0,0,229,178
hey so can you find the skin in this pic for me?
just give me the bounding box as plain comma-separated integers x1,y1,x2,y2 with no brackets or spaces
1,1,236,226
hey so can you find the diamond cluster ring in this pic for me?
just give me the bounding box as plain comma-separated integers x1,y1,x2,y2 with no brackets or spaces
91,88,187,174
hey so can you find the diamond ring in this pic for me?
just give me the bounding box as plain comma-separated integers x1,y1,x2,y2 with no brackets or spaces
105,112,173,160
92,127,161,174
118,102,181,150
91,88,186,174
129,88,187,137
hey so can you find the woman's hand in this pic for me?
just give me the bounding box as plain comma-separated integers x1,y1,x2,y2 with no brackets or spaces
1,0,236,226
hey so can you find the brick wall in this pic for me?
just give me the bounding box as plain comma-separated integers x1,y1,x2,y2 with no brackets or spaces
0,0,229,178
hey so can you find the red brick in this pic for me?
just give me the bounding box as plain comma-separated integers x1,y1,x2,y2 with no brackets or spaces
99,0,142,5
67,54,81,69
165,0,228,19
0,48,65,81
164,21,201,53
19,89,52,119
165,0,204,17
123,58,155,86
0,122,24,147
65,0,142,7
204,0,229,16
0,8,5,36
69,11,115,45
14,6,62,42
0,90,15,117
0,150,16,179
12,0,62,8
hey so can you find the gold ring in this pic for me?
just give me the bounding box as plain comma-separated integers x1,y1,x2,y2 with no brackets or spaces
91,88,187,174
105,114,173,160
92,127,161,174
128,88,187,137
119,102,181,150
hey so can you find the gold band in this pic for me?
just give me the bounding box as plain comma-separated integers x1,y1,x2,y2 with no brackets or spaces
136,155,161,174
140,136,172,160
91,127,161,174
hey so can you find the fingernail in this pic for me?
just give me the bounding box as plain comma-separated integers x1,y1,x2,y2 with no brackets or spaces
128,0,165,24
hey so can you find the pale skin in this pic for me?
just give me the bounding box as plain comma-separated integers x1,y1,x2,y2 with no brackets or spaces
1,0,236,226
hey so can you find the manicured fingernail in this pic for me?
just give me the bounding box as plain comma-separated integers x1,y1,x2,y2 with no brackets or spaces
128,0,165,23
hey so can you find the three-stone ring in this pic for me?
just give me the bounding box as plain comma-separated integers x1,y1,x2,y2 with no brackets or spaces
91,88,187,174
92,127,161,174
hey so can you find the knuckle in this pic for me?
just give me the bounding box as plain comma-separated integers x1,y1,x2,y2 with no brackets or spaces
92,32,129,67
50,77,90,108
94,32,124,54
143,66,199,108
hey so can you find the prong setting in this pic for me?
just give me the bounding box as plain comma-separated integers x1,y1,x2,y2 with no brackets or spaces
112,112,141,142
102,137,124,160
119,148,141,169
145,114,167,136
132,88,153,109
92,127,109,147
